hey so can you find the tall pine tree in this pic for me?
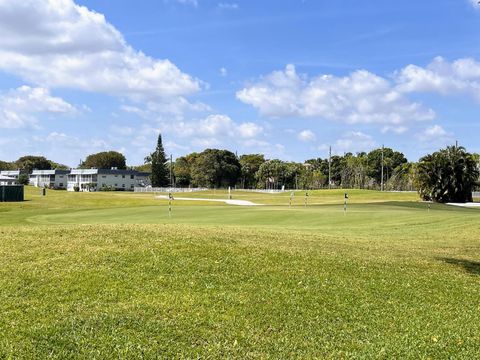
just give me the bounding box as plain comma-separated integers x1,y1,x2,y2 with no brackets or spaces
149,133,170,187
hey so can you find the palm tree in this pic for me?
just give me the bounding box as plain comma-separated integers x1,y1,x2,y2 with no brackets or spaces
415,146,479,203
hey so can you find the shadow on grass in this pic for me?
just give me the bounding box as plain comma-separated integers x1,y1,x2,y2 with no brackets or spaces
439,257,480,276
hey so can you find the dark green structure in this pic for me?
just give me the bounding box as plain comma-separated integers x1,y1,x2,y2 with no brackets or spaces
0,185,24,202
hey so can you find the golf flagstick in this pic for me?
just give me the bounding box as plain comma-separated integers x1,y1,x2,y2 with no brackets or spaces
344,193,348,215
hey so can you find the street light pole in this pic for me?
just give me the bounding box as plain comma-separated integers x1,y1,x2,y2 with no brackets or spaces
381,145,384,192
328,145,332,190
170,154,173,187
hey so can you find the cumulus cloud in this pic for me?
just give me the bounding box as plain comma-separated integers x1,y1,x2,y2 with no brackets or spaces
417,125,454,145
0,0,201,101
237,64,435,126
323,131,376,154
0,86,76,128
395,56,480,101
168,114,263,139
298,129,316,142
27,131,112,166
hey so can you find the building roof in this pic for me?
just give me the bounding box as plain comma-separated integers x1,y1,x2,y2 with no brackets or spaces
0,175,16,181
31,169,70,175
70,169,150,176
0,170,20,176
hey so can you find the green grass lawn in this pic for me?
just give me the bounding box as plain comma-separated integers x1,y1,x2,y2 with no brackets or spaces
1,187,480,358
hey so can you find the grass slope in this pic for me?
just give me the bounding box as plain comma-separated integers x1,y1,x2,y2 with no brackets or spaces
0,187,479,358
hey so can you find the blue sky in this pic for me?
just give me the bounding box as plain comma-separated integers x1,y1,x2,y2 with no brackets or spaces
0,0,479,166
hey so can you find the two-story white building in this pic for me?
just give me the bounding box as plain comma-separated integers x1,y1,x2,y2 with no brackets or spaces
29,169,69,189
67,168,150,191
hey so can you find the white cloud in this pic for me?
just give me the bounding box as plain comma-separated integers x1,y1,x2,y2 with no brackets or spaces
157,114,264,149
190,114,262,139
396,56,480,101
381,125,408,134
325,131,376,154
237,64,435,125
423,124,447,138
469,0,479,9
218,3,239,10
0,0,201,101
417,124,454,143
298,129,316,142
29,131,112,166
237,122,263,138
220,67,228,76
120,98,211,120
0,86,76,128
415,125,455,151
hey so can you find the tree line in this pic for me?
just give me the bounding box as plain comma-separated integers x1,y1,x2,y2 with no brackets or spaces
1,133,479,203
161,146,412,191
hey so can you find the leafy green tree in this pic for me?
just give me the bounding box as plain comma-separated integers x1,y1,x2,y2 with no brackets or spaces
329,155,344,186
18,174,30,185
0,160,15,171
255,160,300,189
49,161,69,170
15,156,52,173
133,163,152,173
239,154,265,188
386,163,415,191
81,151,126,170
415,146,479,203
341,153,369,189
190,149,240,188
173,153,199,187
367,148,407,187
298,167,325,189
149,134,169,187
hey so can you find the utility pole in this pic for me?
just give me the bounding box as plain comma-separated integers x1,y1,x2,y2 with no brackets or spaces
381,145,384,192
328,145,332,190
169,154,173,187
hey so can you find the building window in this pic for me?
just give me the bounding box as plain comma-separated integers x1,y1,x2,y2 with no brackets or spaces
122,175,125,178
130,175,134,179
59,183,63,187
122,184,125,187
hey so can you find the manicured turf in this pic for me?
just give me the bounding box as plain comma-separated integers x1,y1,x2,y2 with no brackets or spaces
0,187,479,358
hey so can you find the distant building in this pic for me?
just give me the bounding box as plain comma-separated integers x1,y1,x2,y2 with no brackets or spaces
0,170,20,179
0,175,17,185
67,168,150,191
29,169,69,189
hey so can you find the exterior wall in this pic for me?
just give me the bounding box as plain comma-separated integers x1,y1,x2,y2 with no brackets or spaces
0,177,17,185
67,170,151,191
96,173,139,191
30,171,68,189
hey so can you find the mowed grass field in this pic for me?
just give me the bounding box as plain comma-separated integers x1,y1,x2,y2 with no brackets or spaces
1,187,480,358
